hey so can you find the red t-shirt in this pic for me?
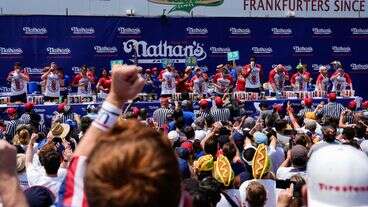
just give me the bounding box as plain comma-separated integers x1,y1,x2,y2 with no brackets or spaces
97,76,112,92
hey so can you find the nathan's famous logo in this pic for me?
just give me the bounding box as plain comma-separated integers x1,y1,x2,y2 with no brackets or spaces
230,27,251,35
24,67,43,75
210,47,231,54
123,39,207,63
312,28,332,35
332,46,351,53
94,46,118,54
118,27,141,35
351,28,368,35
312,64,331,71
148,0,224,13
71,27,95,35
293,46,313,53
252,47,272,54
271,28,292,35
186,27,208,35
23,27,47,35
47,47,71,55
351,63,368,70
0,47,23,55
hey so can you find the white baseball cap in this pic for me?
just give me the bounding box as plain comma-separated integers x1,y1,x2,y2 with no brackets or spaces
307,145,368,207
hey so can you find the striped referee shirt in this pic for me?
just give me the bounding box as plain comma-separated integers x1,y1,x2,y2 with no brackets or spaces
318,102,345,120
5,119,18,143
153,107,174,127
194,110,211,119
210,107,231,122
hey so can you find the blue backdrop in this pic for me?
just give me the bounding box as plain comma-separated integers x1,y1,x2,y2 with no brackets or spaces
0,16,367,97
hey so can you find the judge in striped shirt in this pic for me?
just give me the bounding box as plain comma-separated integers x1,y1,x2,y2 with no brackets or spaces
210,96,231,122
316,92,345,120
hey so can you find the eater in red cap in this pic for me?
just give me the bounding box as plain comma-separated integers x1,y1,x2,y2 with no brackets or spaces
210,96,230,122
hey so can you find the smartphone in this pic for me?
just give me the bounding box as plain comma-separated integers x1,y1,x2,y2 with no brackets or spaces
276,179,291,189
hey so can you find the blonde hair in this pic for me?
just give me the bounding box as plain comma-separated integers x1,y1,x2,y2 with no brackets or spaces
13,129,30,145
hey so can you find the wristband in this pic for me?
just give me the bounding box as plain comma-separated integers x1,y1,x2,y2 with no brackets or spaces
92,101,122,131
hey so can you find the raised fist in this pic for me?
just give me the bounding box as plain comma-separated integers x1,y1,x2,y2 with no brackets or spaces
107,65,145,107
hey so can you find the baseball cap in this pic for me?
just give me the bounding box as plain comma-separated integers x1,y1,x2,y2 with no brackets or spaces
291,145,308,167
199,99,209,108
24,102,34,111
348,100,357,110
215,96,223,107
307,145,368,207
361,101,368,110
181,141,193,154
254,132,268,145
168,131,180,144
328,92,337,102
6,107,17,116
303,97,313,107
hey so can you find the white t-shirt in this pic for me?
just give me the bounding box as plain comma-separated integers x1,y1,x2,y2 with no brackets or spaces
192,76,207,95
77,76,92,96
10,72,27,95
245,67,261,89
216,189,241,207
27,154,67,197
239,179,276,207
161,71,176,95
332,75,347,92
268,146,285,174
44,73,60,97
276,167,307,180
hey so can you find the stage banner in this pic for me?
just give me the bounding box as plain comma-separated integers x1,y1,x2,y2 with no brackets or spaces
0,16,367,97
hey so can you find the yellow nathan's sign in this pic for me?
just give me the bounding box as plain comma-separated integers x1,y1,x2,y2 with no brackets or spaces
148,0,224,13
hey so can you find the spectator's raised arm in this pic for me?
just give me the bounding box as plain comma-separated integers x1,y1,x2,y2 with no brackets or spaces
74,65,145,157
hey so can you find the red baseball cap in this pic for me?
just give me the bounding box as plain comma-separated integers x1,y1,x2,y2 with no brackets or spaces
6,107,17,116
199,99,208,108
303,97,313,107
215,96,223,107
348,100,357,110
328,92,337,102
24,102,34,111
181,141,193,154
362,101,368,110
